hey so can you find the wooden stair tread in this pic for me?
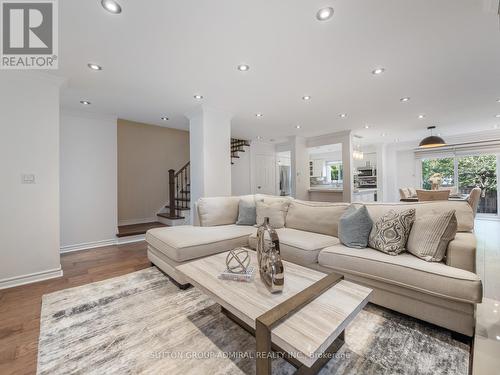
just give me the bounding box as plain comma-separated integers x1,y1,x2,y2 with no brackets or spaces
175,197,190,202
157,212,185,220
116,222,167,237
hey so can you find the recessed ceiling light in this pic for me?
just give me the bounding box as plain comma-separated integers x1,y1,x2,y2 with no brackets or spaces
302,95,311,101
381,132,387,137
101,0,122,14
497,99,500,103
496,114,500,118
339,113,347,118
364,125,370,129
372,68,385,75
418,114,425,119
237,64,250,71
80,100,91,105
194,94,203,99
496,336,500,341
255,113,263,117
161,116,168,121
316,7,334,21
87,63,102,71
400,97,410,102
295,125,301,129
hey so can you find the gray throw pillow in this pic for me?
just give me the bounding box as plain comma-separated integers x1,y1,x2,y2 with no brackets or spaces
407,210,457,262
236,198,256,225
369,209,416,255
339,205,373,248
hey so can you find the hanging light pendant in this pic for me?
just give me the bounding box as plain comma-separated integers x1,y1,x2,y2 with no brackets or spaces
419,126,446,148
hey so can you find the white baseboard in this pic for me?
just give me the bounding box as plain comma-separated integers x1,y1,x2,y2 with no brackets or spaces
117,234,145,244
60,239,117,253
118,217,157,226
60,236,146,254
0,266,63,290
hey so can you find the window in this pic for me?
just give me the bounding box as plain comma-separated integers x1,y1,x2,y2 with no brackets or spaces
421,157,455,190
328,162,343,183
458,155,497,214
421,154,498,215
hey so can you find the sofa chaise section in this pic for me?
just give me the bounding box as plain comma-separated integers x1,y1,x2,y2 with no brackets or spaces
146,224,255,286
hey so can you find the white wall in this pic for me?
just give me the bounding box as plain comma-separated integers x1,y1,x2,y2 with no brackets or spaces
0,72,64,288
60,111,118,251
231,142,252,196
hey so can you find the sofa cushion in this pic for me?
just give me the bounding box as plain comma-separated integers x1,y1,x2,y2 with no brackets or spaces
256,199,289,228
356,201,474,232
197,196,240,226
249,228,339,266
146,225,256,262
407,210,457,262
285,200,349,237
339,205,373,248
369,209,416,255
318,244,482,303
236,196,256,225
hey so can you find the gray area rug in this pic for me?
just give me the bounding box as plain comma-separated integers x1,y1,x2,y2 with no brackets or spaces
37,267,470,375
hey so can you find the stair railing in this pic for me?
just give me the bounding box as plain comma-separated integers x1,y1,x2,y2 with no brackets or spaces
168,161,190,218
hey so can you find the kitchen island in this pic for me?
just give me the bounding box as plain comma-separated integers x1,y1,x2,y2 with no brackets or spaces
308,187,377,202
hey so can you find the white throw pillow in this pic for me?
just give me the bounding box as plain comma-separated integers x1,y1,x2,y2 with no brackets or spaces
407,210,457,262
256,200,289,228
197,196,240,226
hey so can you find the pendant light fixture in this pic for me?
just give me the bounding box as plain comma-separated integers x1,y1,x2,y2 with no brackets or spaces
419,126,446,148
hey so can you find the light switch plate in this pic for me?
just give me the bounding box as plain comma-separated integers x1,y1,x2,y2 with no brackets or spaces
21,174,36,184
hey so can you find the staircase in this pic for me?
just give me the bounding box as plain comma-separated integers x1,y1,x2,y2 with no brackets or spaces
157,140,249,225
157,162,191,225
231,138,250,165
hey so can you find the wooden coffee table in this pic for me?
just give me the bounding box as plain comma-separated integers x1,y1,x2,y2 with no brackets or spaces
177,251,372,374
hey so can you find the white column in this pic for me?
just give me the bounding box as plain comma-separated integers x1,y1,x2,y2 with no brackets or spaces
187,106,232,212
342,132,353,203
290,136,309,200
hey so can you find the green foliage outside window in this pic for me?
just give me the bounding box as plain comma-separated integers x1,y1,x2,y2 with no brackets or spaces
421,158,454,189
330,164,343,181
422,155,497,192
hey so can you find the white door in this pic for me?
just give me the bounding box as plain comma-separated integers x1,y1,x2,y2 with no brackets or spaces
254,154,276,195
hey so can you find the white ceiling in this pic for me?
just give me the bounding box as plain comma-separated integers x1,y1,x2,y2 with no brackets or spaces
55,0,500,145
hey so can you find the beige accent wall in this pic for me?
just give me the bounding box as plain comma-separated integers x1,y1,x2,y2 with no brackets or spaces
118,119,189,224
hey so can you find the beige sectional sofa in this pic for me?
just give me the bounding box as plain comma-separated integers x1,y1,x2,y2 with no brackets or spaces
145,195,483,337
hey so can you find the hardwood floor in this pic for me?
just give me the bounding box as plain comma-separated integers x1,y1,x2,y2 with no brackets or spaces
0,241,150,375
116,222,167,237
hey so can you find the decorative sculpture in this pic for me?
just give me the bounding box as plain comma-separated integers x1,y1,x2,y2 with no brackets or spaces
225,248,250,273
428,173,443,190
256,217,284,293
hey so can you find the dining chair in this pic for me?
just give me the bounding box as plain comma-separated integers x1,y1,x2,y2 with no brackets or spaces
416,189,450,201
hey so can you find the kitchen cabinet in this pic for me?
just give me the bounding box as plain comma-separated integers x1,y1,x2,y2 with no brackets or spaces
309,160,325,177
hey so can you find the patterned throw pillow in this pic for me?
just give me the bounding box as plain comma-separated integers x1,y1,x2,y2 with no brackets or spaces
369,209,416,255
